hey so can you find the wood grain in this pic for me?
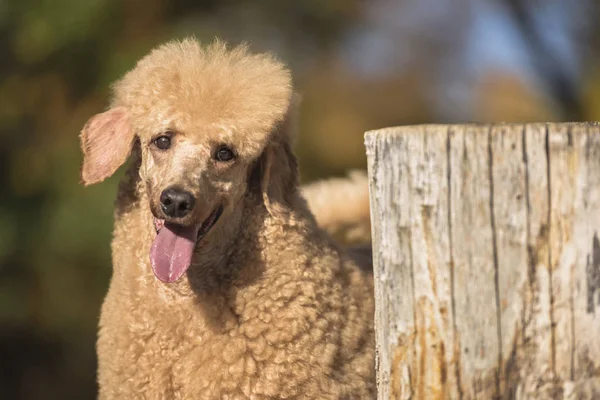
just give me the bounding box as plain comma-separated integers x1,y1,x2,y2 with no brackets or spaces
366,123,600,399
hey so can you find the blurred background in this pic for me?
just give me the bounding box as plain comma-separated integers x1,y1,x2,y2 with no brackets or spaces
1,0,599,398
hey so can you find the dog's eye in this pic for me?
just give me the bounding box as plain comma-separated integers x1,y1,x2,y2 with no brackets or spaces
153,135,171,150
214,145,235,162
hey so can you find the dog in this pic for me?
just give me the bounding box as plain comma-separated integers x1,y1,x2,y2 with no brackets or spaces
80,38,375,399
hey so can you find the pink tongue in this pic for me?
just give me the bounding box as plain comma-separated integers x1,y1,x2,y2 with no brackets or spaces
150,223,200,283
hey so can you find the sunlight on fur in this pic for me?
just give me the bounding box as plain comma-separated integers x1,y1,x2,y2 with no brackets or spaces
80,37,375,399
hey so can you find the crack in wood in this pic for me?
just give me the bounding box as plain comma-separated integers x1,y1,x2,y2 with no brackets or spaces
487,126,503,398
447,127,463,400
586,233,600,314
545,124,558,381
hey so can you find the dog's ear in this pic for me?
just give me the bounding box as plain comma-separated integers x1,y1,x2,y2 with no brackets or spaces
79,106,135,186
250,96,300,218
258,140,299,217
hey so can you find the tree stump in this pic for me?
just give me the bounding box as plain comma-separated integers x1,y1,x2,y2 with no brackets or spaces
365,124,600,399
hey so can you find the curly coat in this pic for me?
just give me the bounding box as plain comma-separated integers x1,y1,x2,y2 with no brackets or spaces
80,38,375,399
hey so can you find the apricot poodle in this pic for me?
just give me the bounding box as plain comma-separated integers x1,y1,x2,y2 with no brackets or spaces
80,38,374,399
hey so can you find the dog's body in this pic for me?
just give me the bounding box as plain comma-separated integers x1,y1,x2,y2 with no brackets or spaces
81,39,375,399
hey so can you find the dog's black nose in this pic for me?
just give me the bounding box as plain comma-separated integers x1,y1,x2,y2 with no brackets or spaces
160,187,195,218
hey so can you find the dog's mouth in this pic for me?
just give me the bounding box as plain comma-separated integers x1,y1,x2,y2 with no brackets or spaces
150,205,223,283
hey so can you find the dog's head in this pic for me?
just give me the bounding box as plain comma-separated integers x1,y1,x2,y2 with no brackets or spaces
80,38,298,283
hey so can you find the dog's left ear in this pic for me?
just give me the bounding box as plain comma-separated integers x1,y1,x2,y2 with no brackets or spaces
253,94,301,218
259,140,299,217
79,106,135,186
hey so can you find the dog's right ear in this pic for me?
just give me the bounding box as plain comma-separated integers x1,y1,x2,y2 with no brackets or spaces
79,106,135,186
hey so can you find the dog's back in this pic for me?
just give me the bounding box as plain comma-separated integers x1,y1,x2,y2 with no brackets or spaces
301,171,371,245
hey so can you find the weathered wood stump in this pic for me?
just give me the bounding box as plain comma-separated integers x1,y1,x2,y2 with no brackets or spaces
365,124,600,399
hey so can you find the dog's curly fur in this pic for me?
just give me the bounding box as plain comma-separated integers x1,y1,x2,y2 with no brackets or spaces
80,38,375,399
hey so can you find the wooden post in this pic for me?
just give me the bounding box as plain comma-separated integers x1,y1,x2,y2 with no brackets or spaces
365,124,600,399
